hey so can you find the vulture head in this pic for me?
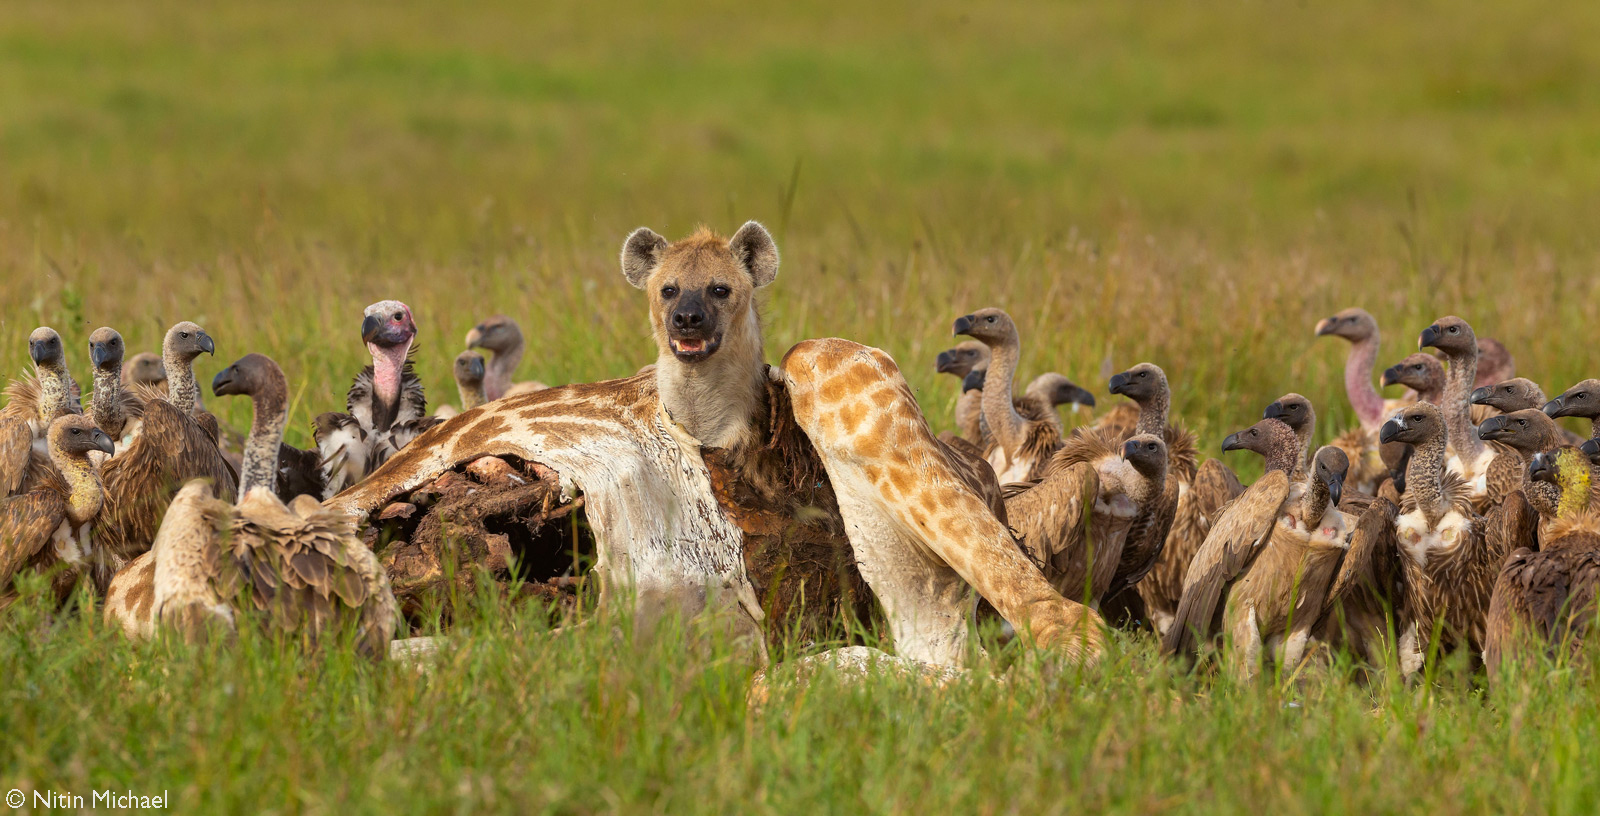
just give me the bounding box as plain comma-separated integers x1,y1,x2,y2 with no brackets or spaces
454,351,487,389
48,414,115,458
935,340,989,379
1583,438,1600,468
1108,363,1168,405
961,368,987,394
361,300,418,351
165,321,215,361
28,327,66,368
123,352,167,388
1379,403,1446,446
1263,393,1315,436
1381,353,1444,394
1476,337,1515,386
1418,315,1476,357
1476,409,1560,454
465,315,523,356
88,327,126,373
1312,445,1350,509
1544,379,1600,421
212,353,287,401
952,307,1017,347
1028,373,1096,410
1220,418,1299,473
1314,307,1377,343
1471,378,1546,413
1121,434,1169,485
1529,447,1592,511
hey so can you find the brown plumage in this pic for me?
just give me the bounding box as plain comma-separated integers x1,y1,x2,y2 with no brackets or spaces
1380,401,1526,672
1474,379,1587,446
1139,456,1244,635
94,323,236,580
1477,409,1565,510
86,327,147,444
949,364,1091,446
1315,495,1405,668
110,353,398,658
1004,431,1167,606
1485,447,1600,686
953,308,1062,482
1419,316,1496,489
1,327,84,496
0,416,114,607
1545,379,1600,441
433,350,489,420
1163,423,1353,679
467,314,549,400
122,352,167,392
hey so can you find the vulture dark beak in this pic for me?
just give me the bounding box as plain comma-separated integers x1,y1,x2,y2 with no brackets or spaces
91,430,115,456
1379,418,1404,444
463,356,486,381
28,340,47,365
89,341,115,369
1543,396,1572,418
1529,452,1557,484
1476,416,1509,441
361,314,383,345
198,333,215,355
961,368,987,394
1583,438,1600,466
211,367,239,397
465,325,486,349
952,315,975,337
1221,432,1245,453
1419,324,1442,349
1108,372,1131,395
1326,469,1344,509
1469,386,1493,406
1380,365,1404,387
1061,385,1096,409
934,350,959,375
1263,401,1287,420
1314,317,1336,337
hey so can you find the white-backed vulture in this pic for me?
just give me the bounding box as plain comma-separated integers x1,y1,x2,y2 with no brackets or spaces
1477,409,1566,511
1419,316,1496,492
1316,308,1410,431
122,351,167,392
86,327,147,449
431,350,488,420
1484,446,1600,687
1382,353,1446,405
1544,379,1600,441
1003,432,1167,607
936,340,1094,446
1163,423,1359,679
1265,392,1386,500
114,353,397,657
467,314,549,400
1,327,84,496
94,322,237,582
1378,402,1530,674
0,415,114,607
953,308,1063,482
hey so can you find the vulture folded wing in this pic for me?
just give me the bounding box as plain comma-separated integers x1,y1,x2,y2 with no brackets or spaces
99,400,239,564
1326,497,1402,617
0,487,67,593
1003,461,1096,571
0,417,32,496
1487,489,1540,558
1161,469,1290,657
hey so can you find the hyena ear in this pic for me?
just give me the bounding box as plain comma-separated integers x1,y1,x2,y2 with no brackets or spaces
621,227,668,289
728,221,779,289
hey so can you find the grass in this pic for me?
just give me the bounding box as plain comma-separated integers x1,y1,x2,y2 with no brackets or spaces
3,0,1600,811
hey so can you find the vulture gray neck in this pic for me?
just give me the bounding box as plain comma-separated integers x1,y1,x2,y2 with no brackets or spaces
980,333,1029,456
1406,430,1450,528
90,365,125,438
35,360,78,422
164,347,199,415
1440,346,1484,465
484,338,523,402
239,382,288,498
1136,386,1170,438
1299,471,1333,522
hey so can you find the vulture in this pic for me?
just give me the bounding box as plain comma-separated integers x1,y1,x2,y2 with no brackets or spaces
94,322,237,582
1419,316,1496,492
1382,353,1446,406
334,300,440,468
124,353,398,657
122,351,167,393
953,308,1063,482
1475,337,1516,389
1378,402,1531,673
1545,379,1600,440
432,350,488,420
1265,393,1385,499
1484,446,1600,686
86,327,146,448
937,340,1094,446
1105,363,1238,636
466,314,548,400
1474,378,1588,445
1002,432,1168,607
1315,307,1401,432
1477,409,1565,511
0,415,114,607
1,327,83,496
312,412,369,499
1162,421,1362,679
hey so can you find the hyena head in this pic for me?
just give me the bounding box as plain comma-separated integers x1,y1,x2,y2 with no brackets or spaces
619,221,779,449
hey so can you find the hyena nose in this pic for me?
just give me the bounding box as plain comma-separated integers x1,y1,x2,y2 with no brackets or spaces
672,309,705,330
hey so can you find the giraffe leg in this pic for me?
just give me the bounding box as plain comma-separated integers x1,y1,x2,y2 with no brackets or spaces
780,339,1105,667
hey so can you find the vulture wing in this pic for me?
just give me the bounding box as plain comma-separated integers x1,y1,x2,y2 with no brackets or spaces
1003,461,1097,575
1325,497,1402,617
0,416,32,496
0,484,67,594
98,399,238,565
1162,469,1290,657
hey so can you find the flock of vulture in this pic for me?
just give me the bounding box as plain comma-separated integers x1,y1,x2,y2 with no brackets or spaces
2,291,1599,687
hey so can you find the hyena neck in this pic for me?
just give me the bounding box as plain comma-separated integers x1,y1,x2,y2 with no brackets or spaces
655,310,766,451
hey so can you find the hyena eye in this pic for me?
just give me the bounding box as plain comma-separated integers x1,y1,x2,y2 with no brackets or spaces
661,286,678,299
711,285,731,298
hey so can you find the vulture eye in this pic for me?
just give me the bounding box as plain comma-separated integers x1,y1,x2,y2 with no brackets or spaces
1138,372,1148,379
179,332,189,339
1448,326,1459,334
70,428,81,435
711,285,731,298
985,316,996,324
661,286,678,298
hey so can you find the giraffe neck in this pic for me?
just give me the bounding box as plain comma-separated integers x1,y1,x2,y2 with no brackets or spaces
49,448,104,526
1407,433,1449,528
239,387,288,498
1441,348,1483,465
1135,388,1169,437
165,348,197,414
981,335,1028,455
90,366,124,437
484,342,523,402
1344,334,1385,430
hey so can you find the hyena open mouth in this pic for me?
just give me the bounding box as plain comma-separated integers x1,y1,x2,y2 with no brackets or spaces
669,333,723,362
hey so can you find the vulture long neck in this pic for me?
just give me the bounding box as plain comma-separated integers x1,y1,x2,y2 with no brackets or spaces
1136,386,1170,437
1406,431,1450,528
1299,471,1332,522
1440,347,1485,466
458,380,486,412
165,347,199,415
1291,417,1315,482
1263,443,1300,478
1344,334,1385,431
48,446,103,526
239,382,288,498
90,364,125,438
980,334,1029,456
35,361,78,422
366,340,411,432
484,339,523,402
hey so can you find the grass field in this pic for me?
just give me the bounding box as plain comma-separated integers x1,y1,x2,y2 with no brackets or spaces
4,0,1600,811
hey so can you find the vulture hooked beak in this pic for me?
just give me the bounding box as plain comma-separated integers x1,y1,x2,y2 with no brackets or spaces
212,366,242,397
1263,401,1288,421
1529,452,1557,485
465,324,486,349
1326,468,1344,509
1469,386,1494,406
90,429,115,456
196,333,215,355
1059,385,1096,410
1220,431,1246,453
364,312,416,348
1476,416,1511,441
28,339,51,365
1380,364,1405,387
1418,324,1443,349
361,313,384,345
961,368,987,394
1583,438,1600,467
1379,417,1405,444
89,340,116,369
1542,397,1565,417
1314,317,1337,337
934,350,959,375
1108,372,1131,396
951,315,976,337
